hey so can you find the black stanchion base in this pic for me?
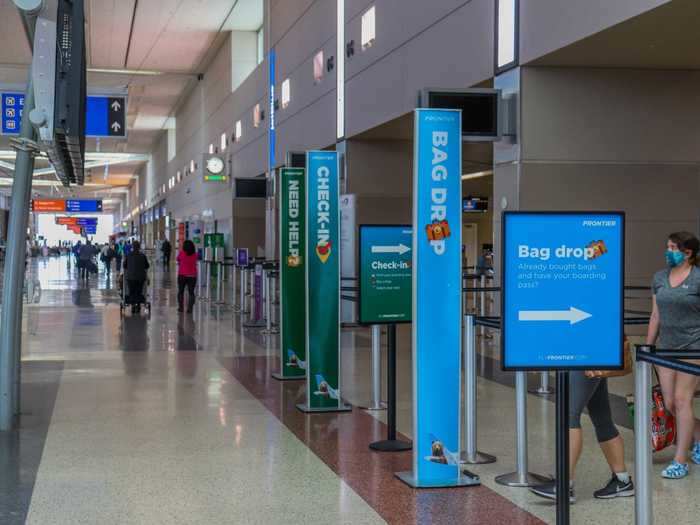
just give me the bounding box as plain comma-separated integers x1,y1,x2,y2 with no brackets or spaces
296,403,352,413
369,439,412,452
271,373,306,381
396,470,480,488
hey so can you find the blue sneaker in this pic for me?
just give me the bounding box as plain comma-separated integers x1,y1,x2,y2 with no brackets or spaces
691,442,700,465
662,460,689,479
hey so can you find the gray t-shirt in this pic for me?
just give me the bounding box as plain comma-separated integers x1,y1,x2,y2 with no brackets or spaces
652,267,700,350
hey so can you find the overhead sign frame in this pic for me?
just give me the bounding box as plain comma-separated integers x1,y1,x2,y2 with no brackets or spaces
501,211,625,372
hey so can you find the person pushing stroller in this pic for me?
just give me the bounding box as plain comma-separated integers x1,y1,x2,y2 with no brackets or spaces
123,241,150,314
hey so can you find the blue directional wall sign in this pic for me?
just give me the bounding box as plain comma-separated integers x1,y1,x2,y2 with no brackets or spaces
1,93,23,134
66,200,103,213
1,93,126,138
502,212,625,371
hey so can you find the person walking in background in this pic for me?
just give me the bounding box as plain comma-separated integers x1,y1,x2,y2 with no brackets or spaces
78,240,97,280
176,240,198,313
72,240,82,266
647,231,700,479
115,240,123,272
101,242,116,278
123,240,150,314
161,239,172,270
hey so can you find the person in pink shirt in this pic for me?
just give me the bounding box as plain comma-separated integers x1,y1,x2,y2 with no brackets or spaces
176,240,199,313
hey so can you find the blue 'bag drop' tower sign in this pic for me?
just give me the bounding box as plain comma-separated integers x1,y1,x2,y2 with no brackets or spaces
396,108,479,488
502,212,625,371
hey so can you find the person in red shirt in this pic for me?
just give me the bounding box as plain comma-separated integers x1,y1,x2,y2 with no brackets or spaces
176,240,199,313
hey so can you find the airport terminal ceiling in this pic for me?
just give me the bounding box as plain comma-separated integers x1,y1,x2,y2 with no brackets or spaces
0,0,263,212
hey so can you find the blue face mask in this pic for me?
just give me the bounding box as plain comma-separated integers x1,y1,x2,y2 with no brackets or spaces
666,250,686,268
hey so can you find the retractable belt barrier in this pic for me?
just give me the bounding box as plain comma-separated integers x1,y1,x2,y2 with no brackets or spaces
634,346,700,525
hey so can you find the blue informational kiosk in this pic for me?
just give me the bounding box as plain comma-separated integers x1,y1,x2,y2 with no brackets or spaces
502,211,625,525
395,108,479,488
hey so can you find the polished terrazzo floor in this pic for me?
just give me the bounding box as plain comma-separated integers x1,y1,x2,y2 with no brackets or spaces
1,255,699,524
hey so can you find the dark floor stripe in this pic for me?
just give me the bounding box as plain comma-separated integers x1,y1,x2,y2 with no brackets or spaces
219,355,545,525
0,360,64,525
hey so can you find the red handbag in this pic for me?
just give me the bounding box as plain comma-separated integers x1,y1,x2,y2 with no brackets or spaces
651,385,676,452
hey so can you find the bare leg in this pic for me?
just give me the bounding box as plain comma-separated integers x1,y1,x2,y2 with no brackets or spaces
598,434,627,474
673,372,700,464
569,428,583,479
656,366,700,445
656,366,676,414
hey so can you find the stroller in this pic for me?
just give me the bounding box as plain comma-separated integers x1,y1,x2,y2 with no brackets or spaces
119,271,152,316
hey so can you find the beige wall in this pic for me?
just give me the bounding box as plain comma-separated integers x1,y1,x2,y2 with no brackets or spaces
513,67,700,286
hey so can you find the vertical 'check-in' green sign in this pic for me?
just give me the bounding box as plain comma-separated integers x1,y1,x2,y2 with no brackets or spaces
298,151,349,412
276,167,306,380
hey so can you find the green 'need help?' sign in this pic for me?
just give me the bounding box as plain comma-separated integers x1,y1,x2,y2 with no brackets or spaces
359,225,413,324
278,167,306,379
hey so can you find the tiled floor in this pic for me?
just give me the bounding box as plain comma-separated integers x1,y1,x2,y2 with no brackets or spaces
2,255,699,524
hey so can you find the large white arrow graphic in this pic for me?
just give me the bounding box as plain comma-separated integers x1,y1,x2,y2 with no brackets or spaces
111,121,122,132
371,244,411,255
518,307,592,325
111,100,122,111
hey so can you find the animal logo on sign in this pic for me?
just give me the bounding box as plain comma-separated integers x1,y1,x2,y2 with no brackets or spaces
313,374,339,400
425,220,451,242
316,240,332,263
287,254,302,267
424,434,460,466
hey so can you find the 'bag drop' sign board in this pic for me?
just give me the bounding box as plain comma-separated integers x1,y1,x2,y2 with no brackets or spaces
502,212,625,371
297,151,349,412
397,109,476,488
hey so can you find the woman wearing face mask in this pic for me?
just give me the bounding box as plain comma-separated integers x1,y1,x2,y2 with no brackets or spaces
647,231,700,479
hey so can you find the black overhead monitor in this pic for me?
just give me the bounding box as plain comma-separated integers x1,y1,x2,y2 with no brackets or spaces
51,0,87,186
234,178,267,199
287,151,306,169
422,88,501,142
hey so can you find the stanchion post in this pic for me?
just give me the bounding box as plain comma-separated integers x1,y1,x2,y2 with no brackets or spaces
265,270,271,330
240,268,246,313
460,315,496,464
262,269,272,334
231,265,239,310
555,371,570,525
370,324,411,451
197,260,203,298
479,274,486,337
635,354,653,525
361,325,385,410
270,273,278,328
216,263,223,303
495,371,551,487
529,371,555,396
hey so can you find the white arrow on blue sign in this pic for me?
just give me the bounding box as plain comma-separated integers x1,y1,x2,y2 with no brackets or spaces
1,92,127,138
